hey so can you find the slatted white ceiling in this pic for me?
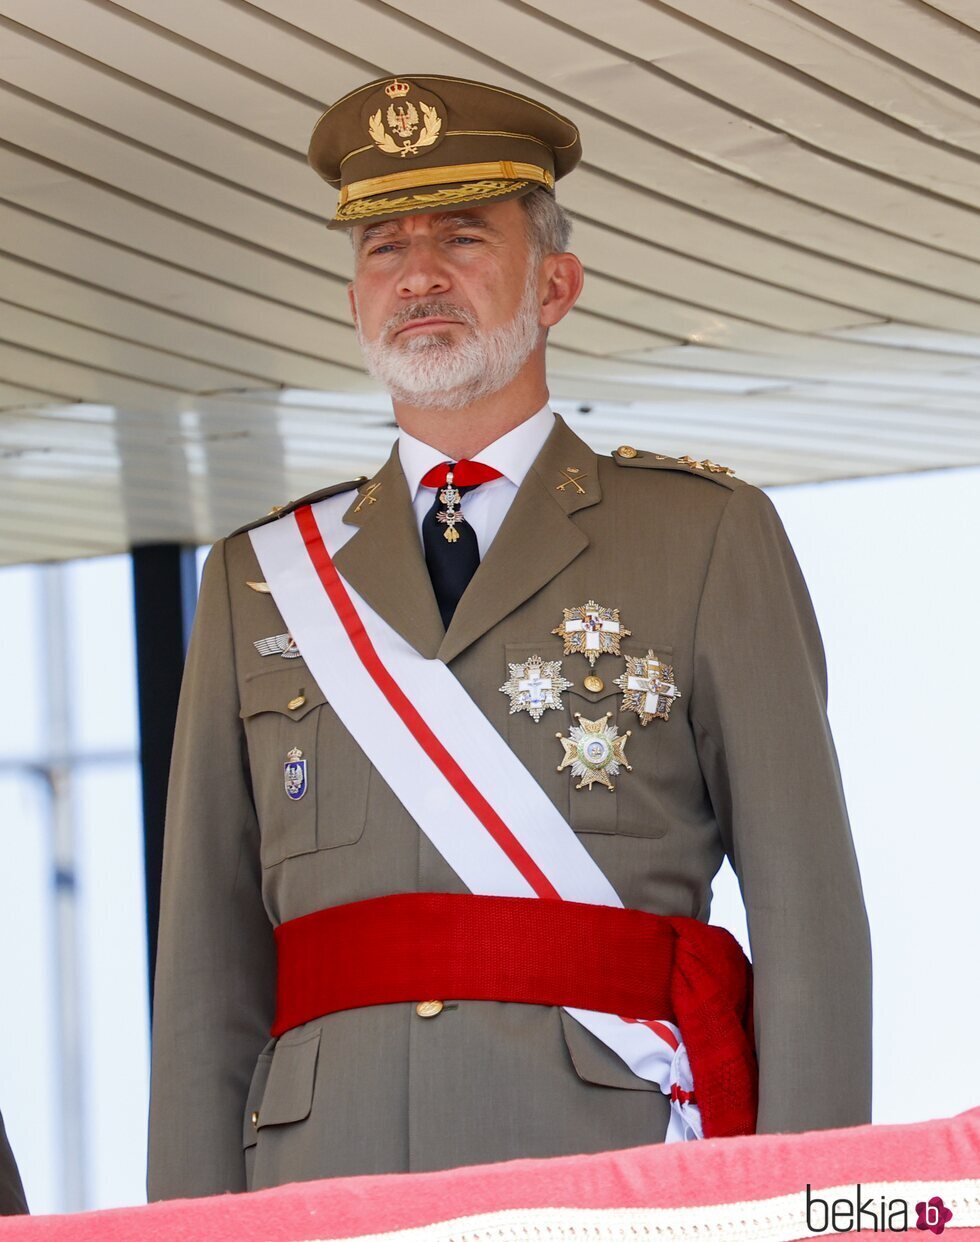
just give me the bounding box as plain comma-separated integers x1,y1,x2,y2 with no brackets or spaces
1,0,979,564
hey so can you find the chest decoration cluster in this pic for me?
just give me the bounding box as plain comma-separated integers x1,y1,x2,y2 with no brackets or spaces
499,654,574,723
499,601,683,794
552,600,630,666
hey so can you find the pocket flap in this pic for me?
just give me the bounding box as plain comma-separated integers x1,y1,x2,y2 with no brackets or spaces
242,1048,274,1149
255,1030,320,1129
240,667,326,721
559,1010,659,1092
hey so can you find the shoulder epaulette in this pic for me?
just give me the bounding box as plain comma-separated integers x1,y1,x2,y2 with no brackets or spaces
610,445,742,491
228,476,367,538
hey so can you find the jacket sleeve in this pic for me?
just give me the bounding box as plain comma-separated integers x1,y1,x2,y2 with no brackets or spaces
690,483,872,1135
0,1108,28,1215
147,538,277,1199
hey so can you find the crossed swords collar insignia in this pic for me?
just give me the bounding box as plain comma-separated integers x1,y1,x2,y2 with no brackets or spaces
499,601,682,792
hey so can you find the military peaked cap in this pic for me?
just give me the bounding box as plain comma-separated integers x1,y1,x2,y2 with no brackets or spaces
309,74,582,229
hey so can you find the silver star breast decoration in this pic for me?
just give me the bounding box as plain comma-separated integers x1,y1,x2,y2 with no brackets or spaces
499,654,573,723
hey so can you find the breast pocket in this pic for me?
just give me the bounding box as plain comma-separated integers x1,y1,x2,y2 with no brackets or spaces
240,666,369,867
504,640,674,840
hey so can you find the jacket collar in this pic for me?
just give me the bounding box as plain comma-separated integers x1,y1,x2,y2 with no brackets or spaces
333,413,601,663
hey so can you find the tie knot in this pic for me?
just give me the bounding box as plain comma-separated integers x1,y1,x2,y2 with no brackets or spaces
420,460,503,490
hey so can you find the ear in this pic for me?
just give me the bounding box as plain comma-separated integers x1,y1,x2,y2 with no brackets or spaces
538,252,584,330
347,282,359,328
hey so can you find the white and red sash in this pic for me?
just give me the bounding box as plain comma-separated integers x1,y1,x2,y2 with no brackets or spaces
250,495,703,1142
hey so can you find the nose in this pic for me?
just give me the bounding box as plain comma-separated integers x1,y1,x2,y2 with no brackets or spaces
396,237,451,300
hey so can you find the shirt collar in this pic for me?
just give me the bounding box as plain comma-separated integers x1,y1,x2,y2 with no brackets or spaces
398,403,555,499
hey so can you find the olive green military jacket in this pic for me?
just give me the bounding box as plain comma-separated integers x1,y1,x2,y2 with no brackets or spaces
147,415,871,1201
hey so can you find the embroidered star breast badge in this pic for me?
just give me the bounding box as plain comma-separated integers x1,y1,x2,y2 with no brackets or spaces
552,601,631,667
499,654,573,723
614,651,681,725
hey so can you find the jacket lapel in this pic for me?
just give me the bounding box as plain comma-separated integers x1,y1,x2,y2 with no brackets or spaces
331,443,445,659
438,416,601,664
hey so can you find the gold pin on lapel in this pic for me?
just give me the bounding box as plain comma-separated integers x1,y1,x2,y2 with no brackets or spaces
246,580,272,593
555,467,588,494
353,482,381,513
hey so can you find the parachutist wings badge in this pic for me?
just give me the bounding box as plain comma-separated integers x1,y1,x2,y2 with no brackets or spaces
614,651,681,724
499,654,572,723
254,632,301,660
552,601,631,667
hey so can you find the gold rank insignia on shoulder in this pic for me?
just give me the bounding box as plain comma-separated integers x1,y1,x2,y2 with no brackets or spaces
552,601,631,667
677,455,736,476
499,654,573,723
614,651,681,725
556,714,631,792
254,633,301,660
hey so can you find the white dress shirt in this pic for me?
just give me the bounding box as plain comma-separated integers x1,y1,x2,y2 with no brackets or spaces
398,403,555,558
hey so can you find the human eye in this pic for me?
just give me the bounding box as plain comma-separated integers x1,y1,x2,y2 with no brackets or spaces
368,241,398,255
448,233,482,245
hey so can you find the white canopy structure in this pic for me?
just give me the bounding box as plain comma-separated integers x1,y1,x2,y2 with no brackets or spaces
1,0,979,563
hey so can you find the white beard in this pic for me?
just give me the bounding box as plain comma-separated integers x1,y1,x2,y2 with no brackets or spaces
355,270,542,410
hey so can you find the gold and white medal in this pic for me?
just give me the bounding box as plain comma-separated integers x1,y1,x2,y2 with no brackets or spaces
552,601,631,667
556,713,632,792
614,651,682,725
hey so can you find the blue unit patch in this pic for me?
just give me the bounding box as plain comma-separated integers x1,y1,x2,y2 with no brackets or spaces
284,747,307,800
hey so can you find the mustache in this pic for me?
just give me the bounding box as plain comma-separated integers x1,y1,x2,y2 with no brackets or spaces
383,301,477,337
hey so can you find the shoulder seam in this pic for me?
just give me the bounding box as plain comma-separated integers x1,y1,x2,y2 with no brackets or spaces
227,477,365,538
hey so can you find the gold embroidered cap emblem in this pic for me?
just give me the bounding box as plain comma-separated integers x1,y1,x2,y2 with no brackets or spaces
614,650,682,725
499,654,573,723
367,79,445,159
556,713,632,792
552,601,631,667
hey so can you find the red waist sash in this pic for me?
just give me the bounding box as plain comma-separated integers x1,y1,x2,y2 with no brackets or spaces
272,891,758,1139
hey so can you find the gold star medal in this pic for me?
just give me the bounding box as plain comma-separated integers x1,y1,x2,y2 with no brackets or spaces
499,654,572,723
614,651,682,725
556,713,631,791
552,601,631,667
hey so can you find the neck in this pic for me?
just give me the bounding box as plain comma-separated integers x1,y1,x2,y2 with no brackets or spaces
391,361,549,460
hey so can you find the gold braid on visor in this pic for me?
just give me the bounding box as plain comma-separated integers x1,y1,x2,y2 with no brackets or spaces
337,160,554,206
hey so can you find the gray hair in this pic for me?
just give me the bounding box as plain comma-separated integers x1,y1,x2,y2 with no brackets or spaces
520,186,572,262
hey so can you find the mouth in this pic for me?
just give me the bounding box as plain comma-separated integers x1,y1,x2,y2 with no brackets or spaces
394,317,465,337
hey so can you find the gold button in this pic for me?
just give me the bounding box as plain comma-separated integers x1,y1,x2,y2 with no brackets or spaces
415,1000,444,1018
617,445,638,459
251,1110,259,1128
287,694,306,711
584,675,604,693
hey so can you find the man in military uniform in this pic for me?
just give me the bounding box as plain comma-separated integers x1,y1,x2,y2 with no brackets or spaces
147,75,872,1201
